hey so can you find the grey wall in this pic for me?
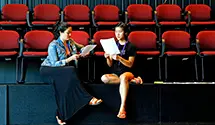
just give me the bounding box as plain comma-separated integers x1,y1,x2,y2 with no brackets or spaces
0,59,17,84
0,85,7,125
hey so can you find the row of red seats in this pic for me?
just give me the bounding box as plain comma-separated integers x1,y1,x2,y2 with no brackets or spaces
0,30,214,82
0,4,214,32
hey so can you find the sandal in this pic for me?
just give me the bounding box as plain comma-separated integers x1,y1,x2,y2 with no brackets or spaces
56,116,66,125
117,111,126,119
131,76,143,84
89,97,103,106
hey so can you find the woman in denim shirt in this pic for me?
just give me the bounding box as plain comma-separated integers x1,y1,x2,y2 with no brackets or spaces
40,22,102,125
41,30,82,67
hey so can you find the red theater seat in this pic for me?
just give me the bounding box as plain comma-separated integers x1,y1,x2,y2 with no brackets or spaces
92,5,120,30
27,4,60,30
185,4,215,27
161,31,198,81
92,30,116,80
185,4,215,39
196,31,215,81
128,31,161,80
18,30,54,83
0,30,20,83
0,30,19,57
155,4,186,40
0,4,28,32
62,4,90,32
125,4,155,31
70,31,90,46
93,30,116,56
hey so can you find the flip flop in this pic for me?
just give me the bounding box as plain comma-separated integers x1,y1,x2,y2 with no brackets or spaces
117,111,126,119
89,97,103,106
137,76,143,84
56,116,66,125
131,76,143,84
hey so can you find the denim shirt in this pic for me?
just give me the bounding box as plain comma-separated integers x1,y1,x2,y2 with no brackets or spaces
41,38,78,67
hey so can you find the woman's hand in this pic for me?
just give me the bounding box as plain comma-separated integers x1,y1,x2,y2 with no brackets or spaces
81,52,90,57
104,53,110,58
111,54,119,60
71,54,80,60
65,54,80,63
105,53,113,67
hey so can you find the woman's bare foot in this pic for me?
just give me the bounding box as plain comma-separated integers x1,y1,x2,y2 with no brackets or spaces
130,76,143,84
89,97,103,106
56,116,66,125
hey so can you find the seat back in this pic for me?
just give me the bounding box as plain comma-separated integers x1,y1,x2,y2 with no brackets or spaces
156,4,182,21
70,31,90,46
128,31,157,50
64,4,90,21
127,4,153,21
196,31,215,49
33,4,60,21
93,30,116,50
0,30,19,50
24,30,54,50
185,4,211,21
2,4,28,21
94,5,119,21
162,31,190,49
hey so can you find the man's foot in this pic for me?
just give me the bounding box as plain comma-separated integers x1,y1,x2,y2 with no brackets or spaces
131,76,143,84
117,110,126,119
56,116,66,125
89,97,103,106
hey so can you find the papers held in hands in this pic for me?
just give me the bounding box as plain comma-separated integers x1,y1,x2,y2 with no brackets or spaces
80,45,97,56
100,38,120,55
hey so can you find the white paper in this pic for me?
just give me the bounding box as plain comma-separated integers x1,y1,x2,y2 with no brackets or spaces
100,38,120,55
80,45,97,56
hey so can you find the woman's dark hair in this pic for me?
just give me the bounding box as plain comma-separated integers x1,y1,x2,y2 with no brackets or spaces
115,22,128,37
53,22,69,39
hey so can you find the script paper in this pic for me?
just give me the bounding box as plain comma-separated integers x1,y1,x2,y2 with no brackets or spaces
100,38,120,55
80,45,97,56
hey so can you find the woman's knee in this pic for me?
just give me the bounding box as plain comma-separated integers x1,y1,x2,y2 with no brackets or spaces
101,75,109,83
119,72,134,82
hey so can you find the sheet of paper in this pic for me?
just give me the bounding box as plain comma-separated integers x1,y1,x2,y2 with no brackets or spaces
100,38,120,55
80,45,97,56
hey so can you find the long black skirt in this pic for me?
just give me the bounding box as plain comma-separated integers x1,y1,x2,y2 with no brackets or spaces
40,66,92,121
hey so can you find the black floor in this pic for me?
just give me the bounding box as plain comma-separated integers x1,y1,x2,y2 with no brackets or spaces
65,123,215,125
